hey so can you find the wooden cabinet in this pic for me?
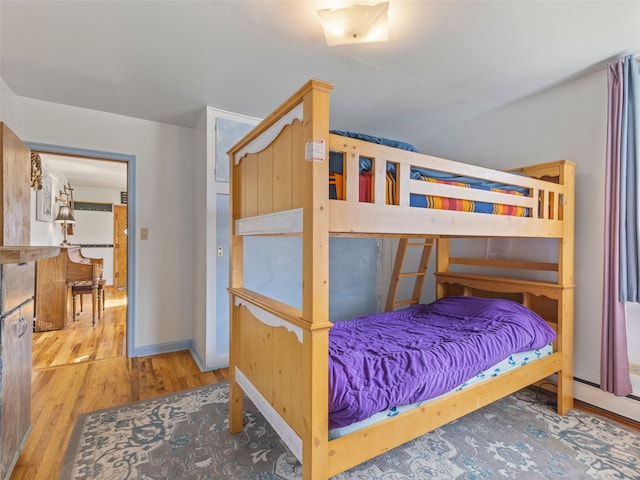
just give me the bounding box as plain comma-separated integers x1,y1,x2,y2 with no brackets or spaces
0,124,57,479
0,265,34,480
0,249,58,480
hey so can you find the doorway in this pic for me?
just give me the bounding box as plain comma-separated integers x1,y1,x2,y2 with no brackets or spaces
28,141,136,358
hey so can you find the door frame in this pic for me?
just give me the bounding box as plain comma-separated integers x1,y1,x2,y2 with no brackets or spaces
27,141,136,357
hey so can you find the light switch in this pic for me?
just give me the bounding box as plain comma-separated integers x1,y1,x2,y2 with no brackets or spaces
140,227,149,240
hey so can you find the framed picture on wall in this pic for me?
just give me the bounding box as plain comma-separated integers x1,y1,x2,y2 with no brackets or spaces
36,175,54,222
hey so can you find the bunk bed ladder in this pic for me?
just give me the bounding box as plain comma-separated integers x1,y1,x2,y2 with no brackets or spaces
385,238,434,311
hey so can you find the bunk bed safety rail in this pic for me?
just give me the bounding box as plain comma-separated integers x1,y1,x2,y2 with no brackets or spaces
328,134,568,221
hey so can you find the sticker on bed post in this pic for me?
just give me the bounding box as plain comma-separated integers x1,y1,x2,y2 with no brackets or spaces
305,138,326,162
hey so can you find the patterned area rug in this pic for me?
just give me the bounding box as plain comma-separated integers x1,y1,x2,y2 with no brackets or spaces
60,382,640,480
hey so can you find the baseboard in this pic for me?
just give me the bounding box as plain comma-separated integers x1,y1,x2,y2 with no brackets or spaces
187,346,229,373
189,346,207,372
573,379,640,423
204,353,229,372
131,341,228,373
132,340,193,358
541,375,640,423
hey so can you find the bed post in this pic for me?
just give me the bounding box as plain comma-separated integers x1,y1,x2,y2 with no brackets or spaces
556,160,576,414
301,80,333,480
228,139,244,434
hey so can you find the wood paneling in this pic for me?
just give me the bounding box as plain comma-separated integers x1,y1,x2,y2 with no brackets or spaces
244,154,258,217
257,148,273,215
272,125,292,212
290,120,304,209
234,303,305,434
235,120,305,220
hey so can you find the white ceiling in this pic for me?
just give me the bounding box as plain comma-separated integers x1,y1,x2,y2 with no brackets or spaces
38,154,128,191
2,1,640,186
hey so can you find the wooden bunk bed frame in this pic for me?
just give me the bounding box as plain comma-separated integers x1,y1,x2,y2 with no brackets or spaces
227,79,575,479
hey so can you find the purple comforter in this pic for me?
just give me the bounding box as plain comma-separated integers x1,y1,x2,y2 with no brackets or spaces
328,296,556,429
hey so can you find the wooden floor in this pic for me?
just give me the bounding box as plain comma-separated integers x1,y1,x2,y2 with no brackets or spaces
10,288,228,480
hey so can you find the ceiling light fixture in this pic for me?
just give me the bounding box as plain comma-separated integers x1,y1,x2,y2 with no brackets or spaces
317,2,389,46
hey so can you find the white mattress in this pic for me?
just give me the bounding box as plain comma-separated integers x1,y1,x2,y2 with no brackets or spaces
329,343,554,439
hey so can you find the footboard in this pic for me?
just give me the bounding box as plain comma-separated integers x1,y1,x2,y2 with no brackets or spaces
228,288,332,472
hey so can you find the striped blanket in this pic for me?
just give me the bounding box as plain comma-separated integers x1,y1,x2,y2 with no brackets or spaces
330,171,530,217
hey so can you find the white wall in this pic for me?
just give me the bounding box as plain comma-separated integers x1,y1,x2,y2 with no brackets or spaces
416,68,640,414
12,93,196,354
74,185,122,205
72,185,126,286
0,77,17,127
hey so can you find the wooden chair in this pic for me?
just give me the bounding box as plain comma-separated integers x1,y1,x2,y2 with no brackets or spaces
87,258,105,307
71,281,99,326
97,278,107,311
70,255,106,326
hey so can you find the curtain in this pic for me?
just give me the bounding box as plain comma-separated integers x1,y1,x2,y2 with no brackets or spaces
619,56,640,300
602,55,638,396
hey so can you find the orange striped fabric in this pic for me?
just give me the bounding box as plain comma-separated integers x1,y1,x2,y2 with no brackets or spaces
421,177,529,216
332,171,530,217
329,172,344,200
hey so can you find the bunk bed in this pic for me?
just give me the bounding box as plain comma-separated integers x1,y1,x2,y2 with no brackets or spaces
227,79,575,479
